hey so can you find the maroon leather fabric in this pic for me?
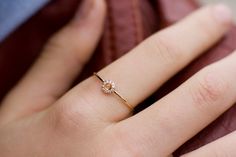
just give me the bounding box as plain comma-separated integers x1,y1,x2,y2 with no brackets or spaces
0,0,236,156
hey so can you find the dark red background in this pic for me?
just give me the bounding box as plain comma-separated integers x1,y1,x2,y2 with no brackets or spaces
0,0,236,156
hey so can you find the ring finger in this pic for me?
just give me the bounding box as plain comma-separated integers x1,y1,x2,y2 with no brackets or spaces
54,4,232,122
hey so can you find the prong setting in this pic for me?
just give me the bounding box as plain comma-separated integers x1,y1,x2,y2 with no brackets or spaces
93,72,132,110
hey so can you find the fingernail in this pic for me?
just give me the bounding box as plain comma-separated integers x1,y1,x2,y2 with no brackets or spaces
213,4,232,24
75,0,94,21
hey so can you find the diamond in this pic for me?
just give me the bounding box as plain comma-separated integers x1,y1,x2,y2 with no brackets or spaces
102,80,115,94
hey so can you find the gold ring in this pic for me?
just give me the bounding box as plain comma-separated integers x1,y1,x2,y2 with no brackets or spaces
93,72,133,110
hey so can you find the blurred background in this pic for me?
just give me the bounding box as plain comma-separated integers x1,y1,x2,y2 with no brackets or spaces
0,0,235,42
200,0,236,20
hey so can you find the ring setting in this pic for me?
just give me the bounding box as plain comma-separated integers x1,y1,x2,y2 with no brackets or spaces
93,72,133,110
102,80,116,94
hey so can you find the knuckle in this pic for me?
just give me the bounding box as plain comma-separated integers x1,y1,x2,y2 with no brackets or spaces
190,67,228,113
52,99,89,133
45,34,66,53
41,37,67,62
148,34,183,63
195,77,221,104
42,33,86,69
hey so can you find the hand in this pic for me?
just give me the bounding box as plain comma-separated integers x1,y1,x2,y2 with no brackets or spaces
0,0,235,156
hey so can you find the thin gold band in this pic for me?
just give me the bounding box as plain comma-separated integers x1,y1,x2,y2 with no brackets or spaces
93,72,133,110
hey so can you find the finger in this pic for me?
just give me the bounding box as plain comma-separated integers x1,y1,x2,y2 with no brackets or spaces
56,4,232,122
119,51,236,157
181,131,236,157
0,0,107,120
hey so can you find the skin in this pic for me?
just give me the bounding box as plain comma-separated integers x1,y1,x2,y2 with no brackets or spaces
0,0,235,156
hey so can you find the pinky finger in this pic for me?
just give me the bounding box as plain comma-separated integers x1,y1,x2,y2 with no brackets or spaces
182,131,236,157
